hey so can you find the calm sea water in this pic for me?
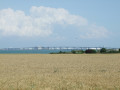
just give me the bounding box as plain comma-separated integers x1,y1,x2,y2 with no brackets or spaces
0,49,72,54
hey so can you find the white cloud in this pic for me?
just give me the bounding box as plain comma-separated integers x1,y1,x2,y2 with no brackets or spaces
0,6,108,38
80,24,109,39
30,6,88,26
0,7,52,37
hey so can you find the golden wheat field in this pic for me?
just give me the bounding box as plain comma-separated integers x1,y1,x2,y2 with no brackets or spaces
0,54,120,90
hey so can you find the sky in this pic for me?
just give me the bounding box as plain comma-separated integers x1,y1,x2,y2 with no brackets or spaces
0,0,120,48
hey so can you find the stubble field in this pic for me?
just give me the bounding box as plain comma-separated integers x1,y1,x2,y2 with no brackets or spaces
0,54,120,90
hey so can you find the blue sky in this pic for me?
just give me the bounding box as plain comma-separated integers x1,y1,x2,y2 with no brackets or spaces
0,0,120,48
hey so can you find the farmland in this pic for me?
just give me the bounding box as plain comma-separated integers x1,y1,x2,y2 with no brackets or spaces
0,54,120,90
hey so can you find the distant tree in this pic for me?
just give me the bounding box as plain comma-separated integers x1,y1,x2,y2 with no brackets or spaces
58,51,66,54
71,50,76,54
85,49,96,54
59,51,62,54
119,49,120,52
108,49,119,53
100,48,106,53
78,50,85,54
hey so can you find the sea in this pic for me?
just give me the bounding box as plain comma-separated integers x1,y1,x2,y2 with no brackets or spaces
0,49,72,54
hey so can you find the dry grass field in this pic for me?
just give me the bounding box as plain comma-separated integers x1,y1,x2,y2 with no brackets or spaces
0,54,120,90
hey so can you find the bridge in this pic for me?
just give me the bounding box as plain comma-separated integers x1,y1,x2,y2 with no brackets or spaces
0,47,119,51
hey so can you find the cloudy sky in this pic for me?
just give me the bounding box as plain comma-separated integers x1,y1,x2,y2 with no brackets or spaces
0,0,120,48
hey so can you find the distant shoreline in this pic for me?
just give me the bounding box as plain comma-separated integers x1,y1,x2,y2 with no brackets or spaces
0,48,119,54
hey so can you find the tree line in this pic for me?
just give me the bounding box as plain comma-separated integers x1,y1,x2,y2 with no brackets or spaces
50,48,120,54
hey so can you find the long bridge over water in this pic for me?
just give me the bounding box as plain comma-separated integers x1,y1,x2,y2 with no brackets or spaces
1,47,119,51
